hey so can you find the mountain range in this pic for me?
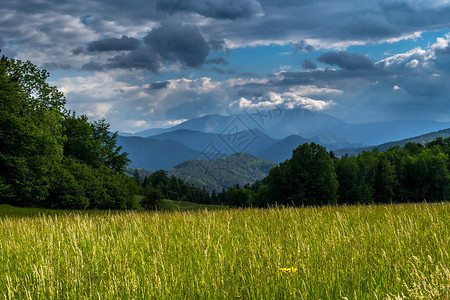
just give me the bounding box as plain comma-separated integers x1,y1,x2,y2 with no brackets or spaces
118,108,450,170
334,128,450,157
126,108,450,145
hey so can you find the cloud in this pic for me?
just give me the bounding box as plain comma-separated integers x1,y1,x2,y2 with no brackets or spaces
317,51,374,70
205,57,228,65
290,40,315,53
0,37,4,49
101,20,213,72
232,90,336,111
108,46,161,71
210,66,236,74
87,35,140,52
78,20,213,72
155,0,264,20
149,81,170,89
405,59,419,69
132,120,148,127
42,62,73,70
143,20,210,68
302,58,317,69
208,39,230,52
81,61,105,71
71,46,86,55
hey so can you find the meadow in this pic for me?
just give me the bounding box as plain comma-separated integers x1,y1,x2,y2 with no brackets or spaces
0,202,449,299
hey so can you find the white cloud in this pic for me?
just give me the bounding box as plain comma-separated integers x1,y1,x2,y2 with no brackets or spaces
288,85,343,96
376,47,432,68
53,72,142,101
393,85,400,90
405,59,419,69
132,120,148,127
385,31,422,44
231,90,336,111
163,119,188,126
81,102,114,118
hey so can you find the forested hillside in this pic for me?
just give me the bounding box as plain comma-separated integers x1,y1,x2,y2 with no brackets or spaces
168,153,276,192
214,139,450,207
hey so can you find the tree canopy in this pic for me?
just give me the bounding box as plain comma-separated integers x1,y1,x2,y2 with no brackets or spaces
0,53,135,209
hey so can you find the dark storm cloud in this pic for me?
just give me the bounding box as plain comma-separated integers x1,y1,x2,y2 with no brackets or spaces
205,57,228,65
317,52,374,70
4,0,450,72
143,20,210,68
87,35,140,52
302,58,316,70
156,0,263,20
71,46,86,55
199,1,450,48
81,61,105,71
42,62,73,70
290,41,315,53
208,39,230,52
108,46,161,72
149,81,170,89
435,46,450,56
92,21,211,72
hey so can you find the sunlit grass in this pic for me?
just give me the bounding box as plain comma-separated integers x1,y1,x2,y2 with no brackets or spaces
0,202,449,299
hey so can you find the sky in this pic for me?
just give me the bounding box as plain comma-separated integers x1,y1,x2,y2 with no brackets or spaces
2,0,450,132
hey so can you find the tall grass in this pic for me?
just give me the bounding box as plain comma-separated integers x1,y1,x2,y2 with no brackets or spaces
0,202,449,299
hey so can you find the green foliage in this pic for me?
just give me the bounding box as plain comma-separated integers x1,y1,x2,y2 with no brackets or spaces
132,169,215,205
253,139,449,207
224,187,255,207
0,54,134,209
0,55,64,206
140,188,165,210
62,114,129,173
265,143,338,206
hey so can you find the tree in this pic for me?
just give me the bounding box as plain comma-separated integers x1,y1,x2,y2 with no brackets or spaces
225,187,254,207
0,55,64,206
62,114,129,173
374,153,396,203
0,53,134,209
335,156,359,204
141,188,165,210
266,143,338,206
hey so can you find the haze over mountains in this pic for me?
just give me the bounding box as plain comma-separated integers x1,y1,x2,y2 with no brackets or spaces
334,128,450,157
118,108,450,170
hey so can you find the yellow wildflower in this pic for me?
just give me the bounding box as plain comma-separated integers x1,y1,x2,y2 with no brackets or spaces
279,267,298,274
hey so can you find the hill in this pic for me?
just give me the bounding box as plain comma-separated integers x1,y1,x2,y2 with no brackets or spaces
334,128,450,156
117,136,201,170
167,153,277,192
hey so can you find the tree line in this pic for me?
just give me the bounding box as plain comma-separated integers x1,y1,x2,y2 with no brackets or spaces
132,169,223,209
208,140,450,207
0,54,137,209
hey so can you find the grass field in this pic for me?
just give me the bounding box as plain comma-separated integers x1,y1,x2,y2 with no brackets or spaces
0,202,449,299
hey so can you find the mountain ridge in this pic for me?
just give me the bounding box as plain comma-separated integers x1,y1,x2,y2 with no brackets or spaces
334,128,450,156
124,108,450,146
